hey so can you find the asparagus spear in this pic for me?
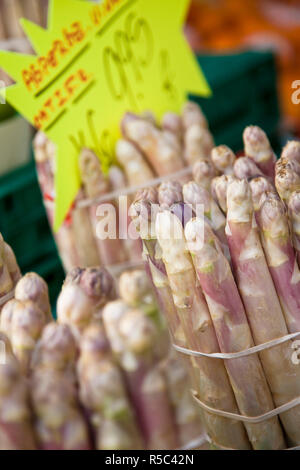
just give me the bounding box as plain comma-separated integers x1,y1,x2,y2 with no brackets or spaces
141,110,157,126
249,176,275,212
56,284,95,338
211,145,236,175
129,190,211,433
72,189,101,267
162,112,183,142
119,269,155,310
78,323,143,450
275,157,300,203
29,321,90,450
0,234,14,302
243,126,276,178
210,177,219,204
184,125,215,166
64,266,116,320
39,0,49,27
282,140,300,164
155,210,251,450
182,101,208,130
31,323,77,375
103,300,179,450
0,333,36,450
129,190,184,349
161,111,182,152
226,179,300,445
183,181,227,247
162,129,182,157
234,156,264,180
2,0,24,37
118,268,169,360
15,272,52,322
108,165,128,191
116,139,155,186
11,300,47,375
3,243,21,285
31,367,91,450
59,266,114,335
33,132,81,271
181,101,214,165
131,189,205,407
54,218,81,272
132,187,159,208
158,182,196,230
144,112,183,166
288,190,300,264
122,114,185,176
35,131,84,273
22,0,42,24
79,148,127,266
0,299,19,340
163,351,204,448
184,217,286,449
212,174,237,214
107,164,142,262
158,181,183,209
33,132,54,196
192,159,216,192
0,4,6,39
257,192,300,333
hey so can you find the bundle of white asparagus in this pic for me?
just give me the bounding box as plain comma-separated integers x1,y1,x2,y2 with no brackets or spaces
0,260,205,450
21,97,300,449
33,101,215,273
129,117,300,450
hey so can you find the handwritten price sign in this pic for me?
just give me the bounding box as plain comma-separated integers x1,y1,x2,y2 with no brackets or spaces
0,0,211,230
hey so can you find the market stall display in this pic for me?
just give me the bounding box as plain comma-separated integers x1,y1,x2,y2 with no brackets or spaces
33,101,215,274
0,252,205,450
0,0,299,453
129,105,300,449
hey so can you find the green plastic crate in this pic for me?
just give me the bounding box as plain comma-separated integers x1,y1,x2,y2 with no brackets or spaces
0,162,43,232
193,51,281,154
0,162,58,266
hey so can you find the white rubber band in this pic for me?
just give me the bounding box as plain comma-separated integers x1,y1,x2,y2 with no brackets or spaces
44,166,193,210
107,259,144,276
191,389,300,424
180,434,208,451
205,434,300,451
173,331,300,359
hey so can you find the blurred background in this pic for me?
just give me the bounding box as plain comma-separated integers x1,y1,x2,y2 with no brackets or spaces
186,0,300,135
0,0,299,307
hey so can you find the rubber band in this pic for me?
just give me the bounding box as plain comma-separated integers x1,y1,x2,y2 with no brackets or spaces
43,166,193,210
180,434,208,451
173,331,300,359
205,434,300,451
0,289,15,307
107,259,144,276
191,389,300,424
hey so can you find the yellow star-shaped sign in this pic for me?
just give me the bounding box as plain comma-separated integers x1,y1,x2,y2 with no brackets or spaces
0,0,211,230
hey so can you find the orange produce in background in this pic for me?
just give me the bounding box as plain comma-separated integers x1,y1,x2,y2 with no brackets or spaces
187,0,300,130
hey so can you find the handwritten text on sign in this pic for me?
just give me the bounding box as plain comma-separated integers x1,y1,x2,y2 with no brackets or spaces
0,0,211,230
